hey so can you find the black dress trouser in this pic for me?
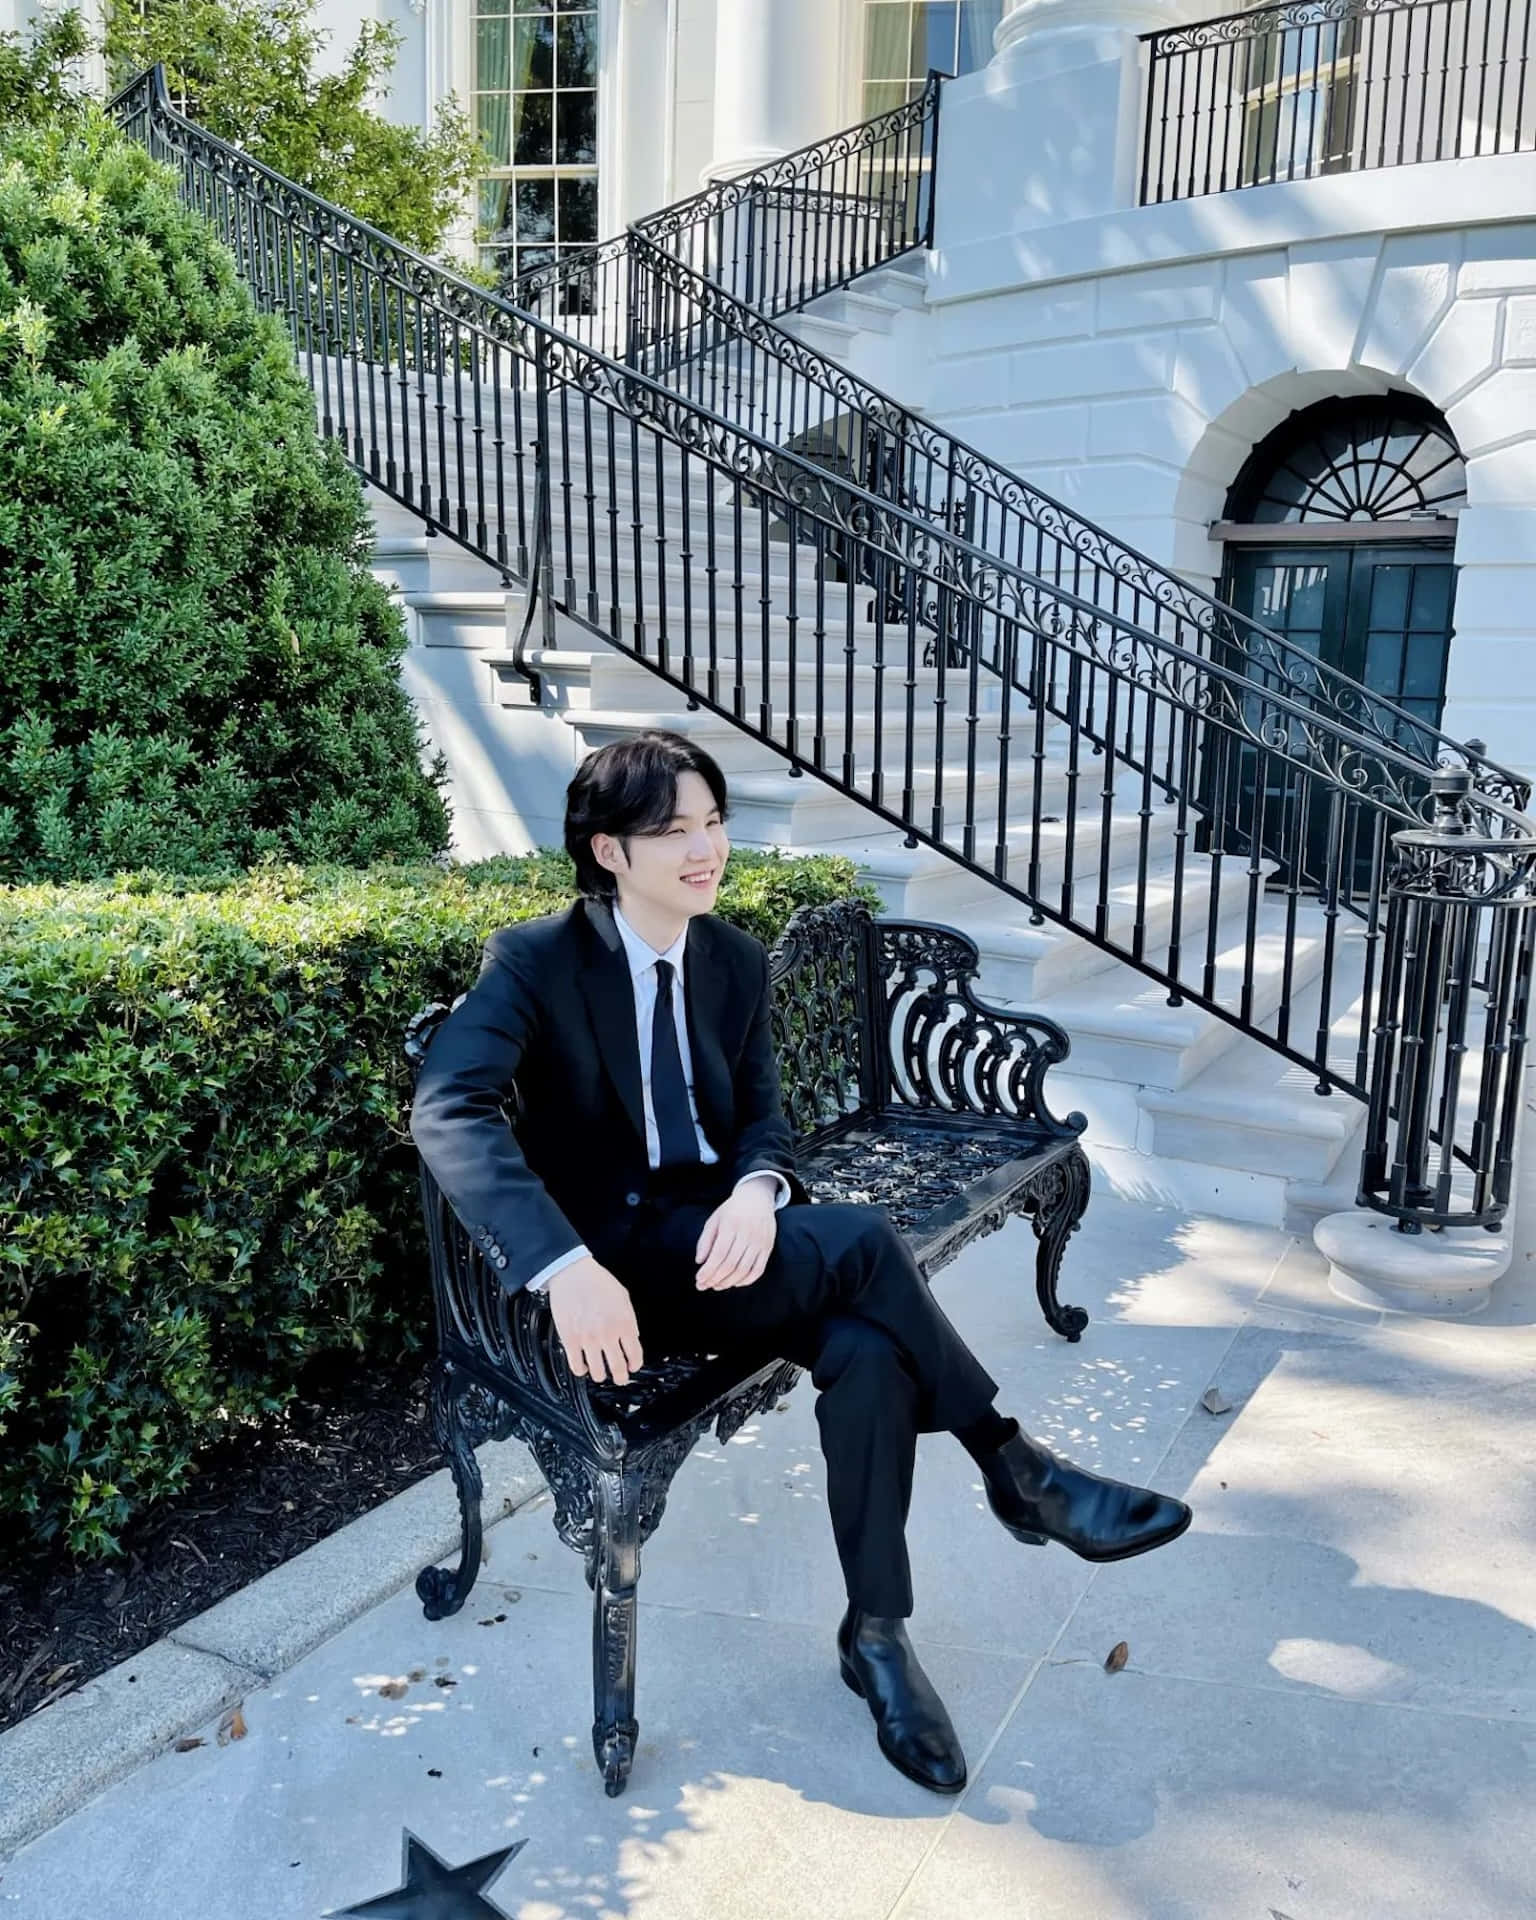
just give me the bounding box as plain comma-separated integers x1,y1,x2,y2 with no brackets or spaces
599,1169,999,1618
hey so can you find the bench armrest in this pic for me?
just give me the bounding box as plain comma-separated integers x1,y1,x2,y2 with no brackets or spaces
876,919,1087,1139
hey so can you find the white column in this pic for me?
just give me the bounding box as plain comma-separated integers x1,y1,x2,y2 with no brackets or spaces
702,0,841,184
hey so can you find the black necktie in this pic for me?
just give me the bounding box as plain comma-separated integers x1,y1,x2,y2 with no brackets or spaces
650,958,700,1167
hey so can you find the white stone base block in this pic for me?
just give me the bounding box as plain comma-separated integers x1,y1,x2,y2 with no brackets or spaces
1313,1207,1513,1316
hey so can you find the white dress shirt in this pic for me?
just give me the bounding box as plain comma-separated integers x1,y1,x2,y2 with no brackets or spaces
524,904,790,1292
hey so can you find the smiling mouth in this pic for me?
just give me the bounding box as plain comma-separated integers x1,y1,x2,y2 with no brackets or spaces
681,871,716,887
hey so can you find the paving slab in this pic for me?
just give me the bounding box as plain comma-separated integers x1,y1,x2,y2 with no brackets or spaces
1056,1311,1536,1723
892,1662,1536,1920
0,1552,1036,1920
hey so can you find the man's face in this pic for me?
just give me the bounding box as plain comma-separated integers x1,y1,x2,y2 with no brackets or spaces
598,769,730,924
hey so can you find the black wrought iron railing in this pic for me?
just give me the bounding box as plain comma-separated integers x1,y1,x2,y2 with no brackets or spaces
1141,0,1536,204
1361,771,1536,1227
112,64,1535,1234
512,73,941,333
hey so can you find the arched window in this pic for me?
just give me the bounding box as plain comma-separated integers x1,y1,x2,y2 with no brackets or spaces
1224,393,1466,527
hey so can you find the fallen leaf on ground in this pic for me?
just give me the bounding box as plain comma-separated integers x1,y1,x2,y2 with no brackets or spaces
1200,1387,1232,1415
476,1613,507,1627
1104,1641,1129,1674
407,1669,426,1683
433,1676,458,1690
377,1680,409,1700
174,1737,206,1752
216,1707,247,1745
43,1664,77,1689
427,1768,442,1778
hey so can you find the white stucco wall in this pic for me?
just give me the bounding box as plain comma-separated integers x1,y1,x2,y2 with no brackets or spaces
307,0,430,129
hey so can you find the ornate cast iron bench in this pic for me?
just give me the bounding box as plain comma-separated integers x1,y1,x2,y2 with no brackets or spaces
404,899,1091,1796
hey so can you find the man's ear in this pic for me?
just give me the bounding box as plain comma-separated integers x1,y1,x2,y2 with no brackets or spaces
590,831,627,878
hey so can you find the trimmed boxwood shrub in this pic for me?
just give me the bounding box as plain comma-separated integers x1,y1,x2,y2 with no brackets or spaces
0,850,878,1560
0,108,451,882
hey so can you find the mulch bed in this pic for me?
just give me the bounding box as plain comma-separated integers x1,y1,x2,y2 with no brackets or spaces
0,1355,449,1739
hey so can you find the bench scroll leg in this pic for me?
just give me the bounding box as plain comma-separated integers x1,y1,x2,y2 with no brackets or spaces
1023,1145,1092,1343
416,1359,503,1620
591,1465,641,1798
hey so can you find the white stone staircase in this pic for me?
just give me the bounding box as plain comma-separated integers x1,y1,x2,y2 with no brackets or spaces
368,419,1370,1232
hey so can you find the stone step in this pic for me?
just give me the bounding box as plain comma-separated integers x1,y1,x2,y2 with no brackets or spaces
1027,904,1343,1095
940,855,1233,1007
1140,985,1370,1188
499,640,1008,714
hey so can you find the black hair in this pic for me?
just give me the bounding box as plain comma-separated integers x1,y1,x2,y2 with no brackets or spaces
564,730,730,902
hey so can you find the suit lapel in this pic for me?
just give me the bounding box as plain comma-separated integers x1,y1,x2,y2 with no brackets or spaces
575,899,647,1149
683,916,734,1148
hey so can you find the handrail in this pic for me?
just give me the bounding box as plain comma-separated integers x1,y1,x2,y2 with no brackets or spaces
110,63,1536,1232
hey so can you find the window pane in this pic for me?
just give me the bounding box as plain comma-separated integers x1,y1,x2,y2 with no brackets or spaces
1364,628,1405,692
513,1,551,13
955,0,1002,74
559,174,598,243
863,81,910,117
557,13,598,86
914,3,958,74
1367,564,1411,629
478,177,514,236
513,12,555,87
865,3,913,81
476,14,510,91
557,90,597,163
477,0,509,14
512,91,553,163
518,243,557,272
516,177,556,240
1401,638,1445,700
1408,564,1452,631
476,94,510,164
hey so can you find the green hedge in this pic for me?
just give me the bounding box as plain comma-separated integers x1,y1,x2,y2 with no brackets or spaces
1,849,878,1560
0,109,451,882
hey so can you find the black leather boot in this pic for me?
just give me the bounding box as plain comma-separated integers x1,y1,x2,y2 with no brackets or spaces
838,1607,967,1795
978,1424,1192,1562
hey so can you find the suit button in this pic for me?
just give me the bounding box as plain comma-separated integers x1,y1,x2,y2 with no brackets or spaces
495,1254,508,1268
625,1192,641,1207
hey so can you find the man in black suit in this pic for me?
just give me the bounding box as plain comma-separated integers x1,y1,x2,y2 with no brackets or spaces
410,730,1191,1794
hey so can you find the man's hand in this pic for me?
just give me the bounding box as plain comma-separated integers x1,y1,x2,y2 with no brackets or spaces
547,1256,644,1386
695,1180,778,1290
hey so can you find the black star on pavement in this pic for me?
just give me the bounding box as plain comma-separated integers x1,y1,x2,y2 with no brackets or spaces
329,1831,528,1919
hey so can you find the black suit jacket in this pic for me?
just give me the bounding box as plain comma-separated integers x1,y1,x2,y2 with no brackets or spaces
408,896,811,1294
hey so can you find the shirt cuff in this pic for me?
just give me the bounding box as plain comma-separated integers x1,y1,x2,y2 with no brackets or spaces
734,1170,791,1210
525,1243,590,1293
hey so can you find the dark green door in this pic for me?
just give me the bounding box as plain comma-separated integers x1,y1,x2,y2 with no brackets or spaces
1216,541,1456,888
